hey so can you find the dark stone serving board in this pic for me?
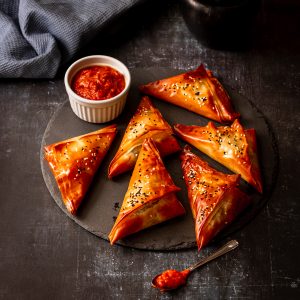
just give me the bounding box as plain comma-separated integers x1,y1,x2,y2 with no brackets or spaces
40,68,278,251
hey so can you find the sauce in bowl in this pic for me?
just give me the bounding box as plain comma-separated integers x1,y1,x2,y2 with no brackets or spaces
72,66,125,100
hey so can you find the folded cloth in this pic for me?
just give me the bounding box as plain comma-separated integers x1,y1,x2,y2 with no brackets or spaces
0,0,143,78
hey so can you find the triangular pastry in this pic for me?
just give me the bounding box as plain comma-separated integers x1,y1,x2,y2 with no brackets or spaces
109,138,185,244
180,146,250,250
44,125,117,214
140,65,239,123
108,96,180,178
174,120,262,193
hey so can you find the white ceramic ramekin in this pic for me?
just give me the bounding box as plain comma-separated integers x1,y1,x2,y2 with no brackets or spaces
64,55,131,123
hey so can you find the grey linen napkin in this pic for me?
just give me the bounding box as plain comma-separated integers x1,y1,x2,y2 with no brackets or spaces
0,0,143,78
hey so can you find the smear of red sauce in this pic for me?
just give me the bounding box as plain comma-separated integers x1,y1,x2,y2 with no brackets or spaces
154,269,190,291
72,66,125,100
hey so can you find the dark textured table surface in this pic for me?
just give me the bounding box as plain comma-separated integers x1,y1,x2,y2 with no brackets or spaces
1,1,299,299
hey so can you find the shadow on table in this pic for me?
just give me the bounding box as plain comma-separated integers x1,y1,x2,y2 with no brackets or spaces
56,0,300,76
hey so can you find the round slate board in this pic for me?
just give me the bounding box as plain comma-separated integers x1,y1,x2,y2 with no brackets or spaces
40,68,278,250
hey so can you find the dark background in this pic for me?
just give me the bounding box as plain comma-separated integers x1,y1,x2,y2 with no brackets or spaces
0,0,299,299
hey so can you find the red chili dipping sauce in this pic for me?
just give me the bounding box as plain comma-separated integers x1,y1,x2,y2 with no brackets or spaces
154,269,190,291
72,66,125,100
